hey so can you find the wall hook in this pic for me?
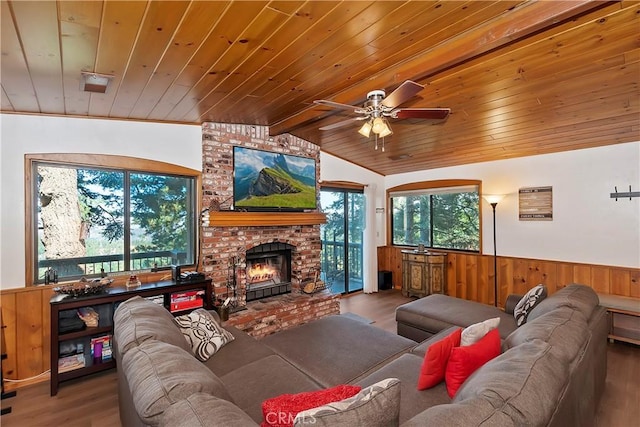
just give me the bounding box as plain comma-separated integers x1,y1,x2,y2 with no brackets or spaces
610,185,640,201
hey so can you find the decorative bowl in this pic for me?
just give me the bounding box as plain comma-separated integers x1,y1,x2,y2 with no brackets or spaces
54,278,113,297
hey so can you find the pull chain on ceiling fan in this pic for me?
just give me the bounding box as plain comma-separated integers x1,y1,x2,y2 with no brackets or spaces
314,80,450,151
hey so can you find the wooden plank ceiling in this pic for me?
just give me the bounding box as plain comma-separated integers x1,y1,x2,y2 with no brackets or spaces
1,0,638,176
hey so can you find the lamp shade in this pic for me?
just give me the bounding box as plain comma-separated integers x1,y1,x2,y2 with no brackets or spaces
378,121,393,137
482,194,505,205
358,121,372,137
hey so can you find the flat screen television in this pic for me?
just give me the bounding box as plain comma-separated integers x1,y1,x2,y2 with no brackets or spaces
233,146,317,211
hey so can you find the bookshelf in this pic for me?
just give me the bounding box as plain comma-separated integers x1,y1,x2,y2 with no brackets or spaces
49,279,212,396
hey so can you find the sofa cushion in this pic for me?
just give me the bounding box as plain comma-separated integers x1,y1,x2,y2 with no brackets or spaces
417,328,461,390
202,325,276,377
461,317,500,346
114,296,191,356
402,399,515,426
504,306,589,363
261,315,415,387
445,328,501,398
293,378,401,427
454,339,568,426
513,284,547,326
221,354,323,423
174,308,234,361
395,294,517,339
262,385,361,427
122,340,232,425
527,284,599,323
356,354,451,424
159,393,258,427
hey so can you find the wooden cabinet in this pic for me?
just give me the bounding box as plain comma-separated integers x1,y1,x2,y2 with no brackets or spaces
49,279,211,396
401,250,446,298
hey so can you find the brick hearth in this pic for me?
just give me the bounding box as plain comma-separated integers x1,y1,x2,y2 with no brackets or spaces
225,290,340,338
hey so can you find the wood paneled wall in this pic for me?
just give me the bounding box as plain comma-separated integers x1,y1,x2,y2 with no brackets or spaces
377,246,640,307
0,271,167,390
1,285,55,390
2,249,638,389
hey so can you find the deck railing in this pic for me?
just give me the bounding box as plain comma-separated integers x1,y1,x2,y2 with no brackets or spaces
37,250,187,281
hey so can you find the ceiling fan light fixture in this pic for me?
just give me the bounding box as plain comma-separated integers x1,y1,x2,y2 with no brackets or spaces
358,120,372,137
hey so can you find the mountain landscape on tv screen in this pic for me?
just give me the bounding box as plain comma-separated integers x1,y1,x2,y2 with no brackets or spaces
234,148,316,210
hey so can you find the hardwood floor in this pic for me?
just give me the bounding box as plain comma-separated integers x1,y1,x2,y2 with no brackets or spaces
2,290,638,426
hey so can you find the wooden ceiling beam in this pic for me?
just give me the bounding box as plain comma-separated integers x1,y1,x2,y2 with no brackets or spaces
269,0,611,137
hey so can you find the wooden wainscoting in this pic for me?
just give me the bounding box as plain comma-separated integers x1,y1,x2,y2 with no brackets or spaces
1,285,55,390
0,271,170,390
377,246,640,307
2,250,639,390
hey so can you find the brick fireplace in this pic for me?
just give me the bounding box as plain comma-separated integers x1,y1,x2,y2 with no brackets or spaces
200,123,339,336
245,242,293,301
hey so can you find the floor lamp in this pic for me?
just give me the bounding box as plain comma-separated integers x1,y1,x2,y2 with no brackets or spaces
483,195,504,307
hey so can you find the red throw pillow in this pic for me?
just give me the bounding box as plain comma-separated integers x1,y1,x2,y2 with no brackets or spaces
445,328,501,398
261,384,361,427
417,328,462,390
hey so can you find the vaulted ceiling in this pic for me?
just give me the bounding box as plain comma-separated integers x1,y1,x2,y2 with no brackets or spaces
1,1,639,175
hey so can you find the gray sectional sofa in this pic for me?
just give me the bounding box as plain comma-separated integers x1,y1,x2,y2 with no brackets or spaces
113,283,607,426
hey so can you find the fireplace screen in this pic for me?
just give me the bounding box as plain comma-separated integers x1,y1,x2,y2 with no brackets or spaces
245,243,293,301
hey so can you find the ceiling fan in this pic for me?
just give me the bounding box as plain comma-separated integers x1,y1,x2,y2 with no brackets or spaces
314,80,450,151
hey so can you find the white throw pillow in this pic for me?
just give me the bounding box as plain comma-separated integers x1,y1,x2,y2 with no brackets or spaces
461,317,500,346
174,309,234,361
514,284,548,326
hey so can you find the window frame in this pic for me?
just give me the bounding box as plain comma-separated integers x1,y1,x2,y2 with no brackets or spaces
386,179,483,252
25,153,202,286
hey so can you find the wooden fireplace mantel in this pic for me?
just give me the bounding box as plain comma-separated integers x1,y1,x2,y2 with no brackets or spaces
208,211,327,227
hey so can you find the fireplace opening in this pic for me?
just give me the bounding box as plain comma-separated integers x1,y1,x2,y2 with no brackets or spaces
245,243,293,301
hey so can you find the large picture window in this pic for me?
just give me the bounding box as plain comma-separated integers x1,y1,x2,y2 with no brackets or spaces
389,180,481,252
27,154,200,284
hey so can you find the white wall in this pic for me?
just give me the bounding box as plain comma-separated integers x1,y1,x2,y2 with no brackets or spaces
2,114,637,288
384,142,640,268
0,114,202,289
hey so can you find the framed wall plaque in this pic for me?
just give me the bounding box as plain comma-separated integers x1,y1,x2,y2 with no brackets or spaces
519,186,553,220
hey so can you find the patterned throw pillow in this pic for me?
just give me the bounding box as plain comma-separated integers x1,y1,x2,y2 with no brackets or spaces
174,309,234,361
514,284,548,326
293,378,401,427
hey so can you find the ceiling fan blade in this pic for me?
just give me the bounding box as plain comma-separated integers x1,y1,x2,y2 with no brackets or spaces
381,80,424,108
390,108,450,120
319,117,366,131
314,99,359,112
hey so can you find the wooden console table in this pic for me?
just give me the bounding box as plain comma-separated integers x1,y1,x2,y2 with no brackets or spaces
597,294,640,345
401,250,447,298
49,279,212,396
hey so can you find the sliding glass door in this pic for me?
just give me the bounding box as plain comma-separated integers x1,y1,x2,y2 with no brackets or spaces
320,188,364,294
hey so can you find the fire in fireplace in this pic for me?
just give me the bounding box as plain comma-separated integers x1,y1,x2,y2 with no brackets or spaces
245,243,293,301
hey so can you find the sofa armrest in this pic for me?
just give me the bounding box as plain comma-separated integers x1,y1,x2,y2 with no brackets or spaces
504,294,523,315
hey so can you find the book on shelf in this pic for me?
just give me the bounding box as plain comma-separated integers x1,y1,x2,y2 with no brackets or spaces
58,354,85,373
90,335,112,361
